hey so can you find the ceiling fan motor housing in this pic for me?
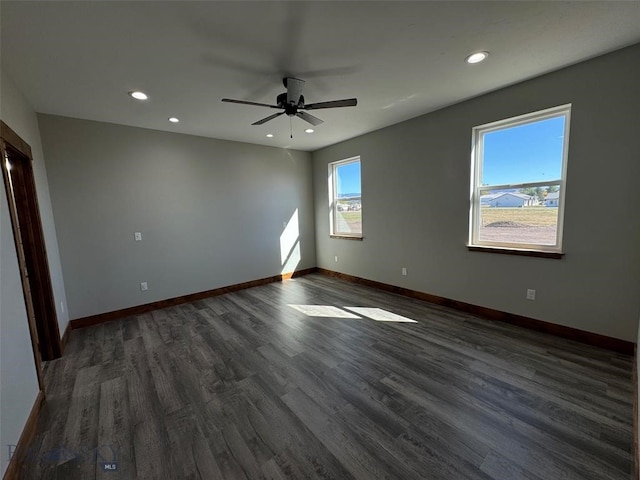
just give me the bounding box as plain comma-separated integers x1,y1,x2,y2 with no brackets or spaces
277,92,304,115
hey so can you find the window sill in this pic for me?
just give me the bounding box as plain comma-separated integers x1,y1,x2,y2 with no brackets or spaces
330,235,363,241
467,245,563,259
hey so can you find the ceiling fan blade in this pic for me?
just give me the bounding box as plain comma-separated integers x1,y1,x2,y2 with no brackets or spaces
286,77,305,105
296,111,324,126
303,98,358,110
222,98,280,109
252,112,285,125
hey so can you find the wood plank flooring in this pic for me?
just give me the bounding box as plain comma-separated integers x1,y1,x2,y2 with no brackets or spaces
20,273,634,479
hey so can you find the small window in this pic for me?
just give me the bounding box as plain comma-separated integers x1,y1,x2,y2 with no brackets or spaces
469,105,570,253
329,157,362,238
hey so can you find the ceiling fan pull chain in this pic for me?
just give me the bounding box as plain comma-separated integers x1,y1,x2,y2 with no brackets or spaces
290,117,293,139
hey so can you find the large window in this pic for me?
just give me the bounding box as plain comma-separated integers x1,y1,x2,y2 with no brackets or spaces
329,156,362,238
469,105,570,253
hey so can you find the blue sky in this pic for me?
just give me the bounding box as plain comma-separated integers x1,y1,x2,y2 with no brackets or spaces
336,161,361,194
482,116,565,186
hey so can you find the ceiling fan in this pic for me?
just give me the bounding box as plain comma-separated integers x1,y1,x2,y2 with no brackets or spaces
222,77,357,127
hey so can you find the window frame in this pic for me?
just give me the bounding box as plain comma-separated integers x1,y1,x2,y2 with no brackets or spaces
329,156,362,239
468,104,571,254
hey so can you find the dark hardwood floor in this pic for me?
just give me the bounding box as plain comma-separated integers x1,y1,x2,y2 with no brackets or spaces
20,273,633,479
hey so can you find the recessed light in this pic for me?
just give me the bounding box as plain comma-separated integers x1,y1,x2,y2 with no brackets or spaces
129,91,148,100
304,128,314,134
168,117,180,123
266,134,274,138
465,51,489,64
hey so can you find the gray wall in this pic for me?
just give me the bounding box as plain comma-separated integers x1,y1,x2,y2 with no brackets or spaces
313,44,640,342
38,115,316,320
0,70,69,475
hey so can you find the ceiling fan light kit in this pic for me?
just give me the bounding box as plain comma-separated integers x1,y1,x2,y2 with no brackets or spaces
222,77,357,130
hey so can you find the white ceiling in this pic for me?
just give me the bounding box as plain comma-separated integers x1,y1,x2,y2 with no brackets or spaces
2,1,640,152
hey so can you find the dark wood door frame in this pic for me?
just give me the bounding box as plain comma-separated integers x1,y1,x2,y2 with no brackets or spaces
1,121,61,373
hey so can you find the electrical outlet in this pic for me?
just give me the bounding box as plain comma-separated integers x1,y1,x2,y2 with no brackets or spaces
140,282,148,291
335,255,339,263
402,267,407,276
134,232,142,241
526,289,536,300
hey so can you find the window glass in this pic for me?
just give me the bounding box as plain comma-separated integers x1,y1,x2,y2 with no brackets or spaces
330,157,362,237
470,106,570,251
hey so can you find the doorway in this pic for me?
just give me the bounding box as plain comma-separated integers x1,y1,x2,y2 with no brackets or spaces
1,121,61,369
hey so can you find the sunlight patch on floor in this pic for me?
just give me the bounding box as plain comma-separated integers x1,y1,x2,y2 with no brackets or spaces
288,304,361,318
288,304,418,323
344,307,418,323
